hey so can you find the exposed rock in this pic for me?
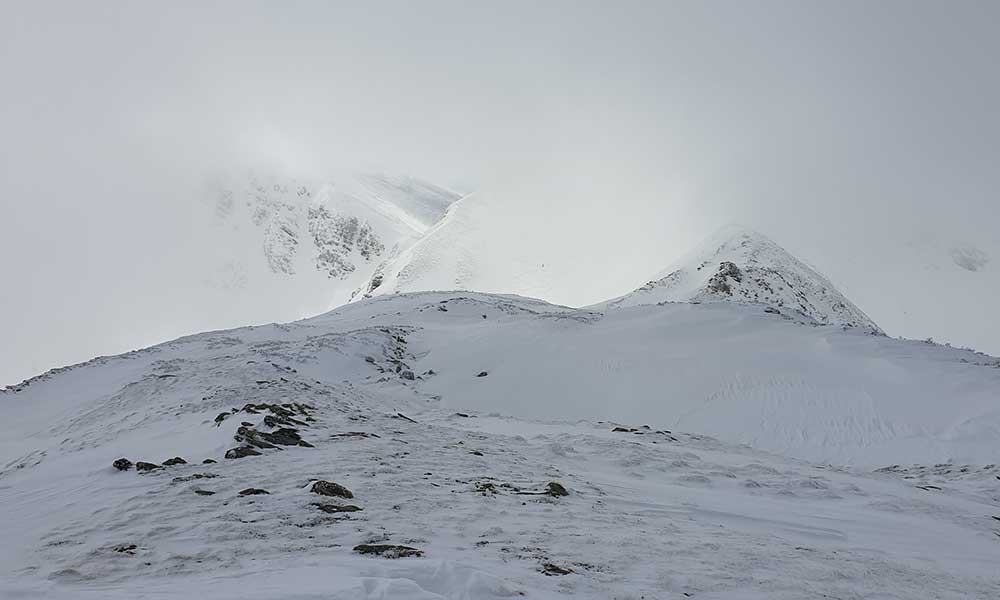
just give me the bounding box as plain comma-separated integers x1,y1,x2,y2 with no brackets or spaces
476,371,488,377
214,412,230,426
162,457,187,466
172,473,218,483
312,502,363,513
235,426,314,449
263,413,305,428
311,480,354,499
239,488,270,496
353,544,423,558
546,482,570,497
194,490,215,496
203,459,217,464
113,544,138,554
241,402,314,422
224,447,261,459
400,370,415,380
135,462,160,472
331,431,380,439
541,563,573,576
706,261,742,295
113,458,133,471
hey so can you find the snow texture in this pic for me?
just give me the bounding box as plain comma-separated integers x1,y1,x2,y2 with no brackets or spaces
3,291,1000,599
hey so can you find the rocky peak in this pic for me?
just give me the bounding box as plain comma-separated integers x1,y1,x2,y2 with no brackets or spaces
600,226,883,334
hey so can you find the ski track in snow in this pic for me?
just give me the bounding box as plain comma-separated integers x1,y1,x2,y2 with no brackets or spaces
2,292,1000,599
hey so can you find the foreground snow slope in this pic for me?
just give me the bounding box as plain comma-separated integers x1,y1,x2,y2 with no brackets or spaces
2,292,1000,598
338,292,998,466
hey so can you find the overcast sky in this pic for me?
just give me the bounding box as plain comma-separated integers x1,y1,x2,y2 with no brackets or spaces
2,1,999,385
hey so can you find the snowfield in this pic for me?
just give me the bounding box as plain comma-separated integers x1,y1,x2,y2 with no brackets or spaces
2,292,1000,599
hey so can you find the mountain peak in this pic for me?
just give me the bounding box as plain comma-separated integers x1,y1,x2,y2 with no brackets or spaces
601,225,884,334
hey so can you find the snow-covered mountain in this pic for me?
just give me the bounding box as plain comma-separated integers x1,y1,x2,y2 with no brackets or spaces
597,226,883,334
3,291,1000,598
202,170,461,311
2,194,998,597
357,209,883,338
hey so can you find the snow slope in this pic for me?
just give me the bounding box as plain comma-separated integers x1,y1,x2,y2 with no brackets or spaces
2,292,1000,598
200,169,461,313
597,226,883,334
353,188,649,306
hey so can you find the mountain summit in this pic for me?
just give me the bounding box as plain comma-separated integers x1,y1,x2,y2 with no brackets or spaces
599,226,883,334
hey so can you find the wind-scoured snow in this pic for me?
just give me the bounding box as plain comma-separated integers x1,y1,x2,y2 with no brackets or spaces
598,226,883,334
2,292,999,599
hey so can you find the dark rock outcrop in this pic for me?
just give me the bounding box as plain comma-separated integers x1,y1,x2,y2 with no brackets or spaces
225,447,261,459
311,480,354,499
162,457,187,466
353,544,423,558
546,482,569,497
235,426,313,449
113,458,133,471
135,462,160,472
542,563,573,576
238,488,270,496
312,502,363,513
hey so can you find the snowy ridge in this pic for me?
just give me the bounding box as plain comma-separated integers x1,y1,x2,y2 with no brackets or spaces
353,189,597,305
2,292,1000,598
355,192,486,300
599,226,884,334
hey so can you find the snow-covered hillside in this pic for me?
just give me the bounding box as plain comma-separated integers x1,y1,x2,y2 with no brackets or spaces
352,188,658,307
598,227,883,334
202,170,461,311
3,292,999,598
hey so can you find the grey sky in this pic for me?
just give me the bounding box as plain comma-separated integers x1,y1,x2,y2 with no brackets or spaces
2,1,999,384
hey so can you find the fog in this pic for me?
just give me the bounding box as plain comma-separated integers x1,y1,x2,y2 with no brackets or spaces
2,1,999,385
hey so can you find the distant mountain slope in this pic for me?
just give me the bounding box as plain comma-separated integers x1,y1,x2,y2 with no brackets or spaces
199,169,461,319
353,191,509,301
598,226,883,334
352,188,640,306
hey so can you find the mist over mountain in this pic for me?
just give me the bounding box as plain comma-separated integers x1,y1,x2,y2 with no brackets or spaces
3,3,1000,598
